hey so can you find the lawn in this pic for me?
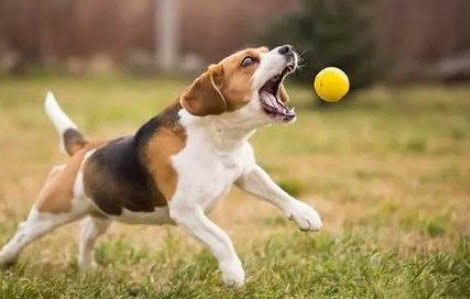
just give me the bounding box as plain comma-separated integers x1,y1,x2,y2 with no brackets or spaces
0,75,469,298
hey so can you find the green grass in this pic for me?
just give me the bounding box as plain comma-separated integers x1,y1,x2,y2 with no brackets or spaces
1,234,469,298
0,75,470,298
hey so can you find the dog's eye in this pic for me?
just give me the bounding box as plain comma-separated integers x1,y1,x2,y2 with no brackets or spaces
241,56,256,67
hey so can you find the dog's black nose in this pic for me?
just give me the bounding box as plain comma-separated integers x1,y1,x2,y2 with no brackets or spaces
278,45,293,55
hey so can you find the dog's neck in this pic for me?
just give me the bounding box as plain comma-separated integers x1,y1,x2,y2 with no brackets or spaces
179,109,259,153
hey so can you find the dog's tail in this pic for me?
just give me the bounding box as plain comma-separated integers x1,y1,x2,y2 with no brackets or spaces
44,91,88,156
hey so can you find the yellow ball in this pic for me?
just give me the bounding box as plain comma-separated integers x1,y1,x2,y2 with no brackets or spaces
314,67,350,102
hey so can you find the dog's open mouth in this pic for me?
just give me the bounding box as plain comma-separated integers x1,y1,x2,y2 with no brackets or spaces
259,64,296,122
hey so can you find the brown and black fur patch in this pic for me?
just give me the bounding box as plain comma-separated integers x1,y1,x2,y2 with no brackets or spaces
63,128,87,156
83,103,185,216
36,140,107,214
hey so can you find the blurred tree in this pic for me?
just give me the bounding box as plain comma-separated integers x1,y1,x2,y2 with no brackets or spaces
261,0,378,90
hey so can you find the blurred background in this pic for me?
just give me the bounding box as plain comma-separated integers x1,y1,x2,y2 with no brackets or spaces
1,0,469,87
1,1,470,296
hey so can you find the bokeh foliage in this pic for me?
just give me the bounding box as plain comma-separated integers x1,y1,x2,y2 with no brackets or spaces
262,0,379,89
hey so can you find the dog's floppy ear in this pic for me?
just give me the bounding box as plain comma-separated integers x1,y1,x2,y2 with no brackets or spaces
180,64,227,116
279,83,290,103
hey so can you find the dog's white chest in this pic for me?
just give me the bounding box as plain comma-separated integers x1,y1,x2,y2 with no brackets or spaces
169,112,257,212
204,152,244,208
172,134,253,213
174,148,245,210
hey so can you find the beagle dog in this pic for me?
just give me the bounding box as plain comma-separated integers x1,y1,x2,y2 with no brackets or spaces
0,45,322,287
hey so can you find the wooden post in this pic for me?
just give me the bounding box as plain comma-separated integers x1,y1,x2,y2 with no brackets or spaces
156,0,179,71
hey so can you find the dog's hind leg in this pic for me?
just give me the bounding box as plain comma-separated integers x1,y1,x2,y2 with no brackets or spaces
78,215,110,269
0,164,91,267
0,206,88,267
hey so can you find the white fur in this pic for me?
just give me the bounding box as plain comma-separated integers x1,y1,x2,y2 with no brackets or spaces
236,165,322,232
252,48,294,90
73,149,95,200
0,196,91,266
44,91,78,151
166,110,253,287
164,47,318,287
78,216,110,269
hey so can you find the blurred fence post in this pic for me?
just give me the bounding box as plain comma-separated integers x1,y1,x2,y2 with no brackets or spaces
156,0,179,71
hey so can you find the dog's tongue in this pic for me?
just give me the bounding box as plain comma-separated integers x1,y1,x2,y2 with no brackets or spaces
260,91,296,120
261,91,294,114
261,91,278,110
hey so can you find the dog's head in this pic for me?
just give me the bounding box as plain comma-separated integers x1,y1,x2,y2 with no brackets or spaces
180,45,298,126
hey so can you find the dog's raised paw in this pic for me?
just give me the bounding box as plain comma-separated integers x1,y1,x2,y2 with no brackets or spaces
286,201,323,232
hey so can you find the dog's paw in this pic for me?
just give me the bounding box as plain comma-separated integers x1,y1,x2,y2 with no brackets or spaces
0,251,18,269
285,200,322,232
78,260,99,271
220,259,245,288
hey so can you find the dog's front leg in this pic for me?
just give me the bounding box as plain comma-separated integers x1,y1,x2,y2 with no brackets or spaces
236,165,322,232
169,202,244,288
